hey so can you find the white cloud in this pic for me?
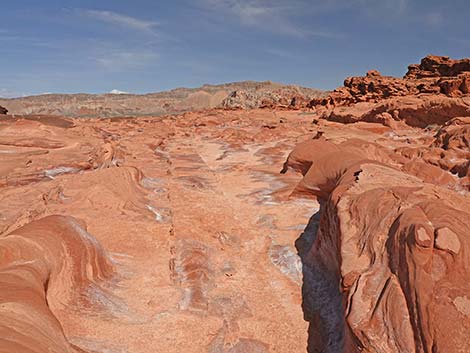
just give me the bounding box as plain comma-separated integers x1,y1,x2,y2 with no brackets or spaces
265,48,294,58
94,51,160,70
231,3,273,25
0,88,25,98
84,10,159,34
356,1,447,27
356,0,410,19
201,0,338,38
424,11,444,26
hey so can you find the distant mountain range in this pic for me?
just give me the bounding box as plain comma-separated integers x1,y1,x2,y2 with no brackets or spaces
0,81,325,118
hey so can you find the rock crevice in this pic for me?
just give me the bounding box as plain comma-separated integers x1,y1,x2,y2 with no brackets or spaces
285,139,470,353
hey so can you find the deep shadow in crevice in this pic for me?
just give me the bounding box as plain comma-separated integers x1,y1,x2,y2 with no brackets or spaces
295,203,345,353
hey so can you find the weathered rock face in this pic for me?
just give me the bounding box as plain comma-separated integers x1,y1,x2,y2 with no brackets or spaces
391,116,470,188
433,116,470,150
327,95,470,128
285,138,470,353
221,85,324,110
316,55,470,107
312,55,470,128
284,122,468,192
405,55,470,79
314,70,417,106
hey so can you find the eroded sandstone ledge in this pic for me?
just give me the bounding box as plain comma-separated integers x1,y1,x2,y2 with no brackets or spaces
284,137,470,353
310,55,470,128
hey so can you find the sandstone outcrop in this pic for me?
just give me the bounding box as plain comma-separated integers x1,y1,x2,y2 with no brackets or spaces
392,117,470,188
0,110,325,353
285,138,470,353
0,215,114,353
433,116,470,150
405,55,470,79
1,60,469,352
221,85,324,110
312,55,470,128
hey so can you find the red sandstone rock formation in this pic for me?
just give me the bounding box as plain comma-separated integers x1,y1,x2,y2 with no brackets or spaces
433,116,470,150
0,110,323,353
406,55,470,79
312,55,470,128
1,68,469,353
221,85,324,110
392,117,470,187
285,138,470,353
0,215,114,353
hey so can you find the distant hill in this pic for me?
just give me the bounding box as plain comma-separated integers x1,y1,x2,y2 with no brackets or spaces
0,81,325,118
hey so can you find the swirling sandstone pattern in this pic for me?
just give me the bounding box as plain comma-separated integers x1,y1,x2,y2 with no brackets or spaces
0,215,114,353
1,58,470,352
0,110,323,353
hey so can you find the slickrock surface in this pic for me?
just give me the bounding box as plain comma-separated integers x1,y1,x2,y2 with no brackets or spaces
0,110,321,353
2,57,470,353
0,81,324,118
1,105,468,353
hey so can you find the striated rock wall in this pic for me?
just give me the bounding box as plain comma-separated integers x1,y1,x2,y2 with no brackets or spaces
285,138,470,353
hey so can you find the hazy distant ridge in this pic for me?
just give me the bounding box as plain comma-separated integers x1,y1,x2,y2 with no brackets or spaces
0,81,324,117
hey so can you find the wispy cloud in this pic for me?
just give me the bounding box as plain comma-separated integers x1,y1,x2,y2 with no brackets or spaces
265,48,295,59
0,88,25,98
423,11,444,27
94,50,160,71
83,10,159,35
357,0,408,14
201,0,341,39
75,10,162,70
357,0,448,28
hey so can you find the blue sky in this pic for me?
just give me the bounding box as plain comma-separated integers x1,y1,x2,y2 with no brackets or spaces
0,0,469,97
